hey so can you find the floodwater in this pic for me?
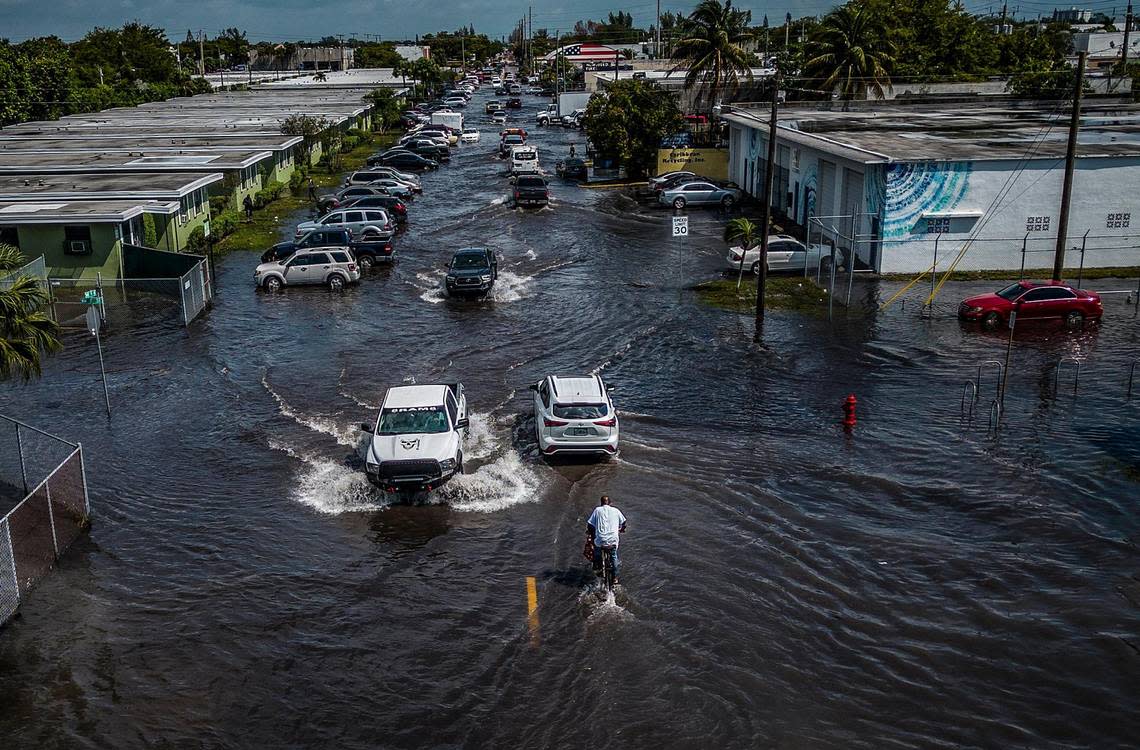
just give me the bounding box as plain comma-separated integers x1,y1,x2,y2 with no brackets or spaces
2,88,1139,749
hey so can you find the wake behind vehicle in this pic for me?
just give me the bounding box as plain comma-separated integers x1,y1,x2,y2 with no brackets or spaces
254,249,360,292
532,375,619,457
360,384,469,493
445,247,498,297
958,281,1103,329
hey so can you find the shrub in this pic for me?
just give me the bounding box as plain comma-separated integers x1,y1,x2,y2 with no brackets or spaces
185,226,207,254
209,195,230,215
142,212,158,247
341,135,359,153
211,210,240,239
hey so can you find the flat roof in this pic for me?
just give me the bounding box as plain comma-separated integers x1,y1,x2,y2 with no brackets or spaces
0,150,272,174
721,101,1140,162
0,134,302,154
0,199,178,224
0,172,223,200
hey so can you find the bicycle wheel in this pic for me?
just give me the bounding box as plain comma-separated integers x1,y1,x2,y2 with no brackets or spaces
602,549,615,592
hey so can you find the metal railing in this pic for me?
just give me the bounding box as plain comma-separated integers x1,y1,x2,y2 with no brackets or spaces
0,415,90,627
49,268,212,329
179,258,213,325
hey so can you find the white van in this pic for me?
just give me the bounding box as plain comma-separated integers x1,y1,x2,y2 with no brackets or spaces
510,145,539,175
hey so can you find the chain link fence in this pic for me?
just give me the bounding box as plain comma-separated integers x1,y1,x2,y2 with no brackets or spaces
0,415,90,627
0,254,47,291
179,258,213,325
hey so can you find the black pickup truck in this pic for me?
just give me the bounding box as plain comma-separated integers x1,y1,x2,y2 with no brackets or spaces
512,175,550,208
445,247,498,297
261,228,395,268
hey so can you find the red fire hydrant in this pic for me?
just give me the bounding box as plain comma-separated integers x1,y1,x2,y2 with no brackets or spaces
842,394,858,428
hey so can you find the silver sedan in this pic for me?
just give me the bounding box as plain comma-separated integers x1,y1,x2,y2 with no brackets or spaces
658,181,743,209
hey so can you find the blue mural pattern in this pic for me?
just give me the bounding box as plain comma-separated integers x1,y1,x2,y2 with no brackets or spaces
883,162,972,239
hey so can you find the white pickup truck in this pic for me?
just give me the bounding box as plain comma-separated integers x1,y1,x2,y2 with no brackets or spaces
360,383,468,492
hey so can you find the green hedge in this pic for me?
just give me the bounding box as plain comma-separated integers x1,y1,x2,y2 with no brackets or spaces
252,180,286,209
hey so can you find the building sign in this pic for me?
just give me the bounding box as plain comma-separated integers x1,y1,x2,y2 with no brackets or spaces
656,148,730,180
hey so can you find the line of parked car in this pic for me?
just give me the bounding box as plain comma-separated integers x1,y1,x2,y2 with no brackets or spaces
648,169,744,210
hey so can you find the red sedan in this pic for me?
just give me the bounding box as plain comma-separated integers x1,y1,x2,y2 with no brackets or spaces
958,280,1103,329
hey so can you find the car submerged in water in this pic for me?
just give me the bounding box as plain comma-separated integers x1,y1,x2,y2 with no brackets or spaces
360,384,469,493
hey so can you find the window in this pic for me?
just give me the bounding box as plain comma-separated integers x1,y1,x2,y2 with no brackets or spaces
926,217,951,234
179,197,188,225
1026,216,1050,232
344,212,364,223
329,251,350,263
1022,287,1073,302
685,183,710,191
445,393,458,425
365,211,387,222
553,403,608,419
289,254,315,266
1107,212,1130,228
63,225,92,255
307,253,330,264
376,406,449,435
321,213,341,225
537,381,550,408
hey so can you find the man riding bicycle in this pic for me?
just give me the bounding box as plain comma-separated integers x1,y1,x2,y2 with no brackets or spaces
586,495,627,584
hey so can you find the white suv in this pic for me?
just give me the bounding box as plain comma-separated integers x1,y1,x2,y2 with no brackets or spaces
360,384,469,492
532,375,618,457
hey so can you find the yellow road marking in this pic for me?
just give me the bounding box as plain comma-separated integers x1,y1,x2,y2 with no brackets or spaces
526,576,539,645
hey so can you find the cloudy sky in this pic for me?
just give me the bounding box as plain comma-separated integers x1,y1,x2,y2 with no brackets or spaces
0,0,841,43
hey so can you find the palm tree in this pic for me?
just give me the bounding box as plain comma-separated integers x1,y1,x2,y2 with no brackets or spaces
0,244,61,381
671,0,755,113
724,217,761,289
804,4,895,103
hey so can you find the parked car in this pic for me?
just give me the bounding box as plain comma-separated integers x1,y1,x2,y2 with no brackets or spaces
400,140,451,162
460,127,481,143
658,181,743,209
373,152,439,171
556,157,588,180
262,228,394,268
295,208,394,241
649,171,700,190
958,281,1104,329
359,383,469,493
345,169,422,190
499,133,526,156
513,175,550,207
531,374,619,457
725,235,839,275
254,249,360,292
340,195,409,224
445,247,499,297
318,185,387,212
652,173,715,194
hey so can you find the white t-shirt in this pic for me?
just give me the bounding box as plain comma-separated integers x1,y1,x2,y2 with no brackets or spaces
588,505,627,548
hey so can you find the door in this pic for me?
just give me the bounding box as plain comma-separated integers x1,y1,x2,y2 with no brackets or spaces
766,241,803,271
817,160,836,221
684,183,716,204
285,253,319,285
1018,287,1075,319
342,211,366,234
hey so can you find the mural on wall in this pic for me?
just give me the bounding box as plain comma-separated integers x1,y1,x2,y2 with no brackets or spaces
883,161,972,239
801,168,817,226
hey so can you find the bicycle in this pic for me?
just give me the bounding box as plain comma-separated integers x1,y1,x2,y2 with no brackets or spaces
598,545,617,593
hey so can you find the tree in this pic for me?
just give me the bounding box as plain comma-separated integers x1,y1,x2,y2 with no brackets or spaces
670,0,755,113
804,4,895,101
356,42,404,68
583,79,684,177
365,88,402,130
0,244,61,381
281,114,331,162
725,218,761,289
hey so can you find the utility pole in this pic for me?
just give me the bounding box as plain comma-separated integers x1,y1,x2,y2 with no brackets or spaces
198,30,205,77
1053,50,1086,283
528,6,533,73
656,0,661,58
1122,2,1133,74
755,67,780,340
1000,2,1008,31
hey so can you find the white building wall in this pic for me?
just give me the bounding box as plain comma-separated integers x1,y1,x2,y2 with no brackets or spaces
879,157,1140,273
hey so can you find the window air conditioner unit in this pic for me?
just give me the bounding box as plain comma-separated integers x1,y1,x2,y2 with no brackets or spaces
67,240,91,255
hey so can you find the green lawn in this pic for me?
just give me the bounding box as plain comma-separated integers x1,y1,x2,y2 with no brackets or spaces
213,135,395,255
694,277,834,315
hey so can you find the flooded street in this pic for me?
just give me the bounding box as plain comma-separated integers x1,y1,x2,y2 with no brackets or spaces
2,89,1140,748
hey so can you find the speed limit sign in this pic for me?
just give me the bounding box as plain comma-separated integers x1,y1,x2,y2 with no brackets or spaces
672,216,689,237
